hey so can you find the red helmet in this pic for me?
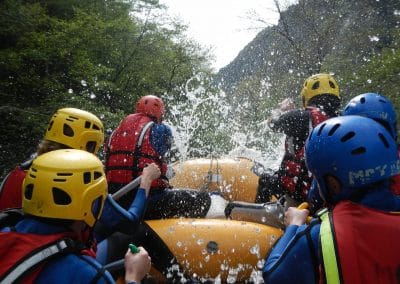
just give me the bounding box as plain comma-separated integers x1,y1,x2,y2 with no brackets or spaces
135,95,165,122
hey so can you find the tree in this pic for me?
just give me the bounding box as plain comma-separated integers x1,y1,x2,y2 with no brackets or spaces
0,0,213,178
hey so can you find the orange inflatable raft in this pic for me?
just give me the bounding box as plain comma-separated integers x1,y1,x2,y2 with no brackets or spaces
169,157,263,203
125,218,283,283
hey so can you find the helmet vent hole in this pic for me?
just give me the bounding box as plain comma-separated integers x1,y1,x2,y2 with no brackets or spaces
329,81,336,88
94,171,103,180
91,196,103,220
378,133,390,148
341,131,355,142
312,82,320,90
317,123,326,136
52,187,72,205
86,141,97,153
48,121,54,131
92,124,100,130
360,97,366,104
63,124,74,137
29,167,37,178
24,184,34,200
57,173,72,176
83,172,91,184
85,121,91,129
328,124,340,136
351,147,366,155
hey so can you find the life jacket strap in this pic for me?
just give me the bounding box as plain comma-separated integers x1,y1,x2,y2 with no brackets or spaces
1,238,72,283
319,208,341,284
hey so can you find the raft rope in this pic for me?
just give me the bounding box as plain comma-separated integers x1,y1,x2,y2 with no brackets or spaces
200,156,221,191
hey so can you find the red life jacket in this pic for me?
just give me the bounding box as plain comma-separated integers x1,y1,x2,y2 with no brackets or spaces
105,113,167,189
0,164,30,210
320,201,400,284
390,148,400,195
390,174,400,195
0,231,79,283
0,209,97,283
280,107,329,201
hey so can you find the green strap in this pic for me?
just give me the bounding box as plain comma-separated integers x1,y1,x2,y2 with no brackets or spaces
320,210,341,284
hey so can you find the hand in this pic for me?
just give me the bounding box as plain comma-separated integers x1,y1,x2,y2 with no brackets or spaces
284,207,309,226
124,246,151,283
279,98,295,112
140,163,161,191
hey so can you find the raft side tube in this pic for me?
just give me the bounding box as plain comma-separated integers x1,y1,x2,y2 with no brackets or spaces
146,218,283,282
170,157,260,203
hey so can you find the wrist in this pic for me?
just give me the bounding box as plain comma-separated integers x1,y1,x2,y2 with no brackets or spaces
125,275,140,284
140,179,152,189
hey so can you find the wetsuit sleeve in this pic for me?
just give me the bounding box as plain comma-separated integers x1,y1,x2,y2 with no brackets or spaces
269,109,310,139
263,223,321,284
96,189,147,239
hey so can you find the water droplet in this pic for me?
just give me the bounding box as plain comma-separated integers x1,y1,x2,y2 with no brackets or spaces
250,244,260,256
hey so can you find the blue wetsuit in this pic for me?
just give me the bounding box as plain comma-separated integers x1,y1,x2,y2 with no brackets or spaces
263,186,400,283
96,188,147,240
95,188,148,264
1,218,116,284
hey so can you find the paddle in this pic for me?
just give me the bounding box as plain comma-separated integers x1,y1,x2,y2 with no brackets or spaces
111,176,142,200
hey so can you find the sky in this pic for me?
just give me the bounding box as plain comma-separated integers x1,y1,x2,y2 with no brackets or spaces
159,0,281,71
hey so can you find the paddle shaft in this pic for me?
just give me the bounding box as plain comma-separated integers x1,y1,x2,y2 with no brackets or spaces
104,259,124,272
103,244,140,272
111,176,142,200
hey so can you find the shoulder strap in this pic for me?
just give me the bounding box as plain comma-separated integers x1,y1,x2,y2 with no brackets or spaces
318,209,341,284
137,121,154,150
129,120,155,177
0,172,11,196
0,237,76,283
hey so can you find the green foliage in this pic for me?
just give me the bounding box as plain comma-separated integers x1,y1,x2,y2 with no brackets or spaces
0,0,213,178
2,0,400,178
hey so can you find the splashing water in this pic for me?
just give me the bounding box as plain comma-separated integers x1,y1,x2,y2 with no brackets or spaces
165,77,285,171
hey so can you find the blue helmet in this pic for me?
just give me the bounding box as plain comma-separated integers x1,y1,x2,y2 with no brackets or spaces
305,115,400,204
342,93,397,141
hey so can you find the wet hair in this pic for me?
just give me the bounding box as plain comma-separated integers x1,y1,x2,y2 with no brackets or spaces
308,94,341,116
36,140,70,156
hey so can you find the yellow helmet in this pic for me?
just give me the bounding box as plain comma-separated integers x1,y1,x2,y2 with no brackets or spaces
22,149,107,227
44,108,104,154
300,73,340,107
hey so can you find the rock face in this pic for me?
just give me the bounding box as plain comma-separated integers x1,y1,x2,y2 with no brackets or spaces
214,0,400,96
